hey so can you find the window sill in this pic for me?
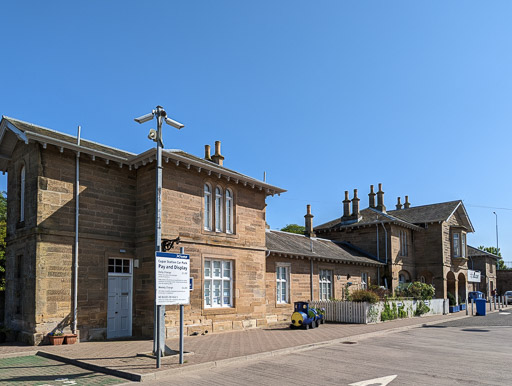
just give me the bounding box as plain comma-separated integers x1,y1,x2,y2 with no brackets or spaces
276,302,291,308
202,229,238,239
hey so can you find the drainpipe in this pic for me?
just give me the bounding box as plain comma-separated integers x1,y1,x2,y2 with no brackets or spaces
380,222,388,288
310,258,314,301
73,126,81,334
376,224,380,285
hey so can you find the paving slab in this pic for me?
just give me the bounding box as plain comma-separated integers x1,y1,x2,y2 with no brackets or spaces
0,354,125,385
0,311,493,382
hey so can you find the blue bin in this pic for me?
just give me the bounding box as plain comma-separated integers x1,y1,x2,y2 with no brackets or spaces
475,298,486,316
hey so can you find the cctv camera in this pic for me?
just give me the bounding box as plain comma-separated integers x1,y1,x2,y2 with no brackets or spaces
148,129,157,141
134,112,154,124
165,117,184,129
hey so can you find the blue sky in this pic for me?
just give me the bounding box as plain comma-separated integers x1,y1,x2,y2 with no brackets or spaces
0,1,510,260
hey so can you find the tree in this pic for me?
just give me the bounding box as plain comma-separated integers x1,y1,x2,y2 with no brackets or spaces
280,224,305,234
478,245,509,270
0,192,6,291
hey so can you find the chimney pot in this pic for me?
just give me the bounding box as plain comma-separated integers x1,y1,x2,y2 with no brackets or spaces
376,183,386,213
204,145,212,161
342,190,351,219
211,140,225,166
396,197,402,210
304,204,315,238
351,189,360,217
404,195,411,209
368,184,376,208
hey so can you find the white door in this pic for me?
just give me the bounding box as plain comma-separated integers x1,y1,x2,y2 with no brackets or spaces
107,258,133,339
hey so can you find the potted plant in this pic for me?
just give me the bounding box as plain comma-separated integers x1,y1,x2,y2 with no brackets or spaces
48,331,64,345
64,333,78,344
459,295,466,311
448,292,459,313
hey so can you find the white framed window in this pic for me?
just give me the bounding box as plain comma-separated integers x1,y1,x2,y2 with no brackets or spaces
461,233,466,258
276,264,290,304
361,272,368,290
215,187,223,232
225,189,233,234
204,184,212,230
108,258,132,274
319,269,333,300
453,233,460,257
399,274,406,284
204,259,232,308
20,165,25,222
399,230,408,256
420,275,426,283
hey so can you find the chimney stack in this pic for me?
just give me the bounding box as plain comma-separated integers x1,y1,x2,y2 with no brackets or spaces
368,185,376,208
351,189,360,217
304,204,315,238
404,195,411,209
396,197,402,210
211,141,225,166
342,191,351,219
376,183,386,213
204,145,212,161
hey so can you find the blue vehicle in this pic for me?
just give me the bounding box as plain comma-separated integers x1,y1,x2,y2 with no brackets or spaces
290,302,324,329
468,291,484,302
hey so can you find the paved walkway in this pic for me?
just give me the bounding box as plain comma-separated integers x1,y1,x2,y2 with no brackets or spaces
0,311,492,382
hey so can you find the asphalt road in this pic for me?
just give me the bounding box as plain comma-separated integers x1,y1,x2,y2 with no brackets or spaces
144,311,512,385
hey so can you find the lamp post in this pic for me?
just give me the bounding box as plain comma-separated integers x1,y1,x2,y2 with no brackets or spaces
493,211,499,256
134,106,184,368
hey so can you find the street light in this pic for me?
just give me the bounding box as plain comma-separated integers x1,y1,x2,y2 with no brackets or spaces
134,105,184,368
493,211,499,256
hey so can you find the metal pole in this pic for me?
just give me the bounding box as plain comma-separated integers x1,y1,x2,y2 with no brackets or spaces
310,258,313,301
180,246,185,365
73,126,81,334
494,212,499,256
155,109,163,369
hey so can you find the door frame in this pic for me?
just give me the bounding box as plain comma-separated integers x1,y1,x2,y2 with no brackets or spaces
107,258,133,339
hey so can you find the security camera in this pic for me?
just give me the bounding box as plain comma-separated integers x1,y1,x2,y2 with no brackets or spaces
148,129,157,141
165,117,184,129
134,112,154,124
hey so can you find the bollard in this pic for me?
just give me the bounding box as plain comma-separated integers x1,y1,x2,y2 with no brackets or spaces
471,299,474,315
489,298,492,312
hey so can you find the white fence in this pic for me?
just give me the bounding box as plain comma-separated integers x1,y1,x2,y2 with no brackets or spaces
310,299,446,324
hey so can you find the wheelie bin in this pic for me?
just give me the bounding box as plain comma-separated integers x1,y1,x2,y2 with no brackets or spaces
475,298,486,316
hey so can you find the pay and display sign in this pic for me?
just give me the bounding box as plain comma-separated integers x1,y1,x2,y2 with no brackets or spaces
156,252,190,305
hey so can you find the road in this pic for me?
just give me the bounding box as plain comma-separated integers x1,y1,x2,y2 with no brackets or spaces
144,311,512,385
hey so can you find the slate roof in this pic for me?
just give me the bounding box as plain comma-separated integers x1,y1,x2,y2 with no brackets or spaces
3,117,135,159
0,116,285,195
387,201,462,224
315,207,422,232
315,200,473,233
468,245,500,260
266,229,384,266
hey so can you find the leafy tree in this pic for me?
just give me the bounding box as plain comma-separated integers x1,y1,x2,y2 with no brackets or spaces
0,192,6,291
478,245,509,270
280,224,305,234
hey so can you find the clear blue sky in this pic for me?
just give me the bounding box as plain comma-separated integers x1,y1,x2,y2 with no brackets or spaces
1,1,510,260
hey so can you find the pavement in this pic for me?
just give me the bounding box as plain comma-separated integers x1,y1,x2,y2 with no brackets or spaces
0,308,505,383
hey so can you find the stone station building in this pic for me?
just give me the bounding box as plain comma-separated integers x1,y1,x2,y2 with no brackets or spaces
315,184,475,301
0,116,377,345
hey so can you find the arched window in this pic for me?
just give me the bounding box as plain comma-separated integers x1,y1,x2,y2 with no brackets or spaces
420,276,426,283
215,187,223,232
204,184,212,230
225,189,233,234
20,165,25,222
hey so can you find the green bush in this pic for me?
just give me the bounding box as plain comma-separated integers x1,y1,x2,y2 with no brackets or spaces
398,304,408,318
447,292,456,306
395,282,435,300
349,289,380,304
368,285,391,299
381,301,398,321
415,301,430,316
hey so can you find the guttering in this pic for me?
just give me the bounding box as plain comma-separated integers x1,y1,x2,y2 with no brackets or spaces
73,126,81,334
